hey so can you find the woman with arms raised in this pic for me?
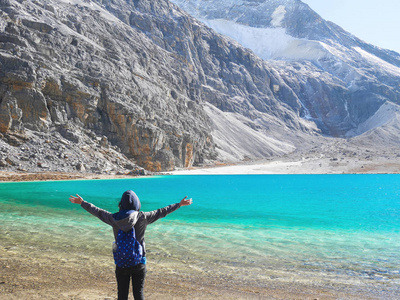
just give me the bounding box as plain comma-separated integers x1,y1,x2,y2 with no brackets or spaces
69,190,192,300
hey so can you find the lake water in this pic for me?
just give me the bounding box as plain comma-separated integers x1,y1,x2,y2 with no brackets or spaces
1,174,400,297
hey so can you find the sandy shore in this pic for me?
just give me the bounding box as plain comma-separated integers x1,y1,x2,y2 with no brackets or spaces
170,155,400,175
0,242,378,300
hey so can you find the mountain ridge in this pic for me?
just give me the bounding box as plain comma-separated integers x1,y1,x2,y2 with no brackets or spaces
0,0,399,174
169,0,400,136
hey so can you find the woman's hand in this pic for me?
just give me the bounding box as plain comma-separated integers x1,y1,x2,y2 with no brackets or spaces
69,194,83,205
179,196,193,207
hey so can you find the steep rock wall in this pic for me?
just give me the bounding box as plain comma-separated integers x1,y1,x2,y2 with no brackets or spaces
0,0,217,171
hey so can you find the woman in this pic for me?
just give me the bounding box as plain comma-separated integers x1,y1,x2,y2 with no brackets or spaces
69,190,192,300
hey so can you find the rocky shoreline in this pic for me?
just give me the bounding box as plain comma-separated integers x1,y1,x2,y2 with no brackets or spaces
0,128,151,179
2,152,400,183
1,238,378,300
0,171,145,182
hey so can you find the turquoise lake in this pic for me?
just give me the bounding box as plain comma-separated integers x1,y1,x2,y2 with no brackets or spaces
1,174,400,296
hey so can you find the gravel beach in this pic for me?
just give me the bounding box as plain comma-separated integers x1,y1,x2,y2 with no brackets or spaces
0,241,378,300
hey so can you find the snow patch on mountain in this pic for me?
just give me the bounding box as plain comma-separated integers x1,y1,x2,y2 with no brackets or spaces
271,5,286,27
353,47,400,76
276,39,329,61
201,18,330,61
203,103,295,162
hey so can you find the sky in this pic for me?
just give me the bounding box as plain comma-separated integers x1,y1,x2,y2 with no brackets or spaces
301,0,400,54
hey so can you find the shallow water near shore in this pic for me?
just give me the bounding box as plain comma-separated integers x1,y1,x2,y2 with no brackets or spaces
1,174,400,297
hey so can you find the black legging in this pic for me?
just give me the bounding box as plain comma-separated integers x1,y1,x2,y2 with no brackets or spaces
115,264,147,300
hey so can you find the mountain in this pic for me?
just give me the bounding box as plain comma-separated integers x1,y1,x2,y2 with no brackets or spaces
1,0,218,173
170,0,400,134
0,0,399,174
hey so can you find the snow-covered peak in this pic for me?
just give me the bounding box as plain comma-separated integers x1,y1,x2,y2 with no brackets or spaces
170,0,400,79
168,0,332,62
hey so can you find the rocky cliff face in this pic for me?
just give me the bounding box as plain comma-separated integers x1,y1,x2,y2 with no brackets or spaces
0,0,220,172
171,0,400,136
1,0,399,173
